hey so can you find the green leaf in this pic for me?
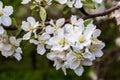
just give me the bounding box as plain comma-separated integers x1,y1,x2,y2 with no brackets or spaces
11,17,17,26
82,0,95,9
84,19,93,27
63,5,70,14
39,7,47,22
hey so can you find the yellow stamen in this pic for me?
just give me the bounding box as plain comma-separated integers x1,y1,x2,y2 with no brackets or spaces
0,9,3,16
79,36,85,43
39,39,45,45
58,38,65,45
76,54,83,61
92,38,99,42
90,45,96,52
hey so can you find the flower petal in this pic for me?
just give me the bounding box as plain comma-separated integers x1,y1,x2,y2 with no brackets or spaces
74,66,84,76
23,31,32,40
37,44,46,55
3,6,13,16
1,16,11,26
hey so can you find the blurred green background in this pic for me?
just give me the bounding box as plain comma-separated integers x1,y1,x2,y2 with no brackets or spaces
0,0,120,80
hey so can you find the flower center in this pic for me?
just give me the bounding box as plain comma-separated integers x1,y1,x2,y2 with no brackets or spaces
92,38,99,42
76,54,83,61
90,45,96,52
79,36,85,43
58,38,65,45
39,39,45,45
0,9,3,16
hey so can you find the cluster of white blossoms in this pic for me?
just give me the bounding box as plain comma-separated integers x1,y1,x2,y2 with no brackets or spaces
21,0,103,8
22,15,105,76
0,1,13,26
0,1,22,61
21,0,52,5
0,26,22,61
58,0,103,8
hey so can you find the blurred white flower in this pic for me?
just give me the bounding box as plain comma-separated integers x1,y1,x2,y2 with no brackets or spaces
0,36,22,61
58,0,83,8
115,37,120,47
0,1,13,26
30,32,50,55
22,17,39,40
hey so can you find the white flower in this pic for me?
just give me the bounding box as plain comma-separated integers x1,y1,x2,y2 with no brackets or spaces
22,17,39,40
58,0,83,8
87,42,105,60
9,36,22,61
93,0,103,4
30,32,50,55
21,0,52,5
115,37,120,47
47,28,69,52
21,0,31,4
47,51,66,72
0,26,5,35
45,15,105,76
0,1,13,26
65,51,92,76
0,36,22,61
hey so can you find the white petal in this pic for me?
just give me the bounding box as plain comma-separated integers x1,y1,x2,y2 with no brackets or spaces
1,16,11,26
66,1,74,7
27,17,36,27
83,49,92,59
33,29,37,38
56,18,65,27
3,6,13,16
82,59,93,66
0,26,5,35
37,44,46,55
30,39,39,45
45,25,54,34
94,49,103,57
57,0,67,4
1,50,14,57
21,21,29,31
94,0,103,4
9,36,16,45
74,66,84,76
23,31,32,40
0,1,3,9
93,29,101,37
70,60,80,70
16,47,22,53
13,53,22,61
84,24,96,40
21,0,31,4
41,32,50,40
46,53,54,60
74,0,83,8
4,44,12,51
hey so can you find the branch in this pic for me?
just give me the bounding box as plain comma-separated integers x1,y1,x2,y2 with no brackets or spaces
79,7,89,16
82,5,120,19
4,5,120,30
3,25,18,30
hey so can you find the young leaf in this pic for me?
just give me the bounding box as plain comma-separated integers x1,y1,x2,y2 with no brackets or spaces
39,7,47,22
82,0,95,9
84,19,93,27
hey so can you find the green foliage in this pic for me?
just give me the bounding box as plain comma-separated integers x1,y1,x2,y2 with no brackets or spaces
83,0,95,9
63,5,70,14
84,19,93,27
39,7,47,22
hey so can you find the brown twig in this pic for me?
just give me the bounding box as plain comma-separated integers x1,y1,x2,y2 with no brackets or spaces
82,5,120,19
44,5,120,25
3,5,120,30
2,25,18,30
